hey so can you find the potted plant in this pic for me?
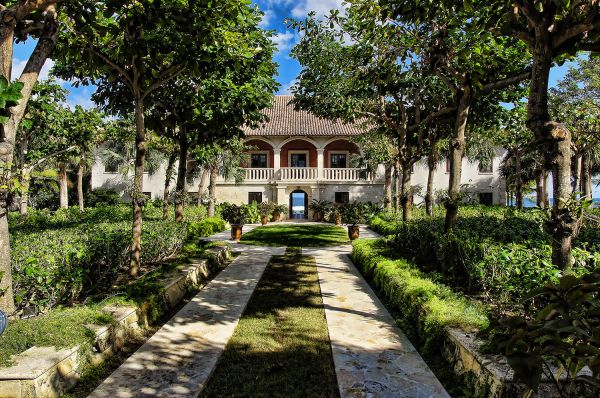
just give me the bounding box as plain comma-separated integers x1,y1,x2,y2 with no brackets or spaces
221,204,248,241
330,203,343,226
340,202,363,240
272,204,287,222
309,199,331,222
258,202,274,225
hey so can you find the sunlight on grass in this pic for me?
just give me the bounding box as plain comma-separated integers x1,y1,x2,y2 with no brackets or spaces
200,250,339,398
240,224,349,247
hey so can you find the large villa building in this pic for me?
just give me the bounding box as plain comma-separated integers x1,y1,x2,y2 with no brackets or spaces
91,95,506,218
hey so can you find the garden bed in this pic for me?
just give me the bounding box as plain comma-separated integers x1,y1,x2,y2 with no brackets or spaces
0,244,231,398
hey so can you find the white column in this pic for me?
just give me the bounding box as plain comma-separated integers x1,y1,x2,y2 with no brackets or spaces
273,148,281,180
317,149,324,180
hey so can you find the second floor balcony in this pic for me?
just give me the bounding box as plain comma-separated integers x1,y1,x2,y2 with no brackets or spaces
241,167,368,182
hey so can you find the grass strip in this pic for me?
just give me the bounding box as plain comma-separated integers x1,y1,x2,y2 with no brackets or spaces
201,248,339,398
240,224,349,247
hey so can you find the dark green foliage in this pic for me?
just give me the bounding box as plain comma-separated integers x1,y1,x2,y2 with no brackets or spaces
220,203,249,225
491,272,600,397
369,207,599,310
85,188,121,207
8,205,219,312
351,239,488,352
0,76,23,125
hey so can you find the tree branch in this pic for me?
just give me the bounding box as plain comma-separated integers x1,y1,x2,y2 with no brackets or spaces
141,65,186,100
25,145,77,172
478,69,531,97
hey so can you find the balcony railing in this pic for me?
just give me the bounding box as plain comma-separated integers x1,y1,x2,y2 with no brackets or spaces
280,167,319,180
245,168,274,181
323,168,362,181
242,167,365,182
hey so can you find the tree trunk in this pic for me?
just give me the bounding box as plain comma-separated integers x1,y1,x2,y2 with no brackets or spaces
162,150,177,220
174,127,188,223
130,98,147,278
0,4,58,313
59,162,68,208
572,154,581,195
543,169,550,207
19,171,30,215
515,152,523,210
400,163,413,221
535,172,544,207
393,159,400,213
527,34,575,271
581,152,592,200
426,152,436,217
383,164,392,211
207,165,217,217
77,156,85,212
445,87,471,232
197,167,208,206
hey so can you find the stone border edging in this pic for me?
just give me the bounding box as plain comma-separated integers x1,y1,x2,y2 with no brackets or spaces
0,245,231,398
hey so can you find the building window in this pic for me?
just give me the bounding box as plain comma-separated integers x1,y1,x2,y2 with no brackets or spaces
330,153,347,168
479,192,493,206
290,152,308,167
250,153,268,168
478,160,493,174
248,192,262,204
143,192,152,199
104,163,118,173
335,192,350,204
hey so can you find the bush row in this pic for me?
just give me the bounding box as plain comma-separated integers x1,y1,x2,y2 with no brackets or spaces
369,208,600,309
10,205,224,312
351,239,488,352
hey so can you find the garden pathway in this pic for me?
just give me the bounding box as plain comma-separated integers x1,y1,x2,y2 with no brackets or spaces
89,243,285,398
90,223,447,398
305,245,450,398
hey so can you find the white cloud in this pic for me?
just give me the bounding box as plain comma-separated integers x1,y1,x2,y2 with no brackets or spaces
291,0,345,18
259,9,275,27
279,79,298,95
11,57,70,86
272,31,295,52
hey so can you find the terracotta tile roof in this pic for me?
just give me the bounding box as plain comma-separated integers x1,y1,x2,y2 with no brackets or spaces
243,95,364,136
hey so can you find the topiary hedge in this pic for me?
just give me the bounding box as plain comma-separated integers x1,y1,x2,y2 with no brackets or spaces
351,238,488,352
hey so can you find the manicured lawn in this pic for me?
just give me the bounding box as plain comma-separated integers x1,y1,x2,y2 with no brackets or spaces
200,248,339,398
240,224,349,247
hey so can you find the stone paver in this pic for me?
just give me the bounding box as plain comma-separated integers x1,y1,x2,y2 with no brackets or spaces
305,245,449,398
89,244,285,398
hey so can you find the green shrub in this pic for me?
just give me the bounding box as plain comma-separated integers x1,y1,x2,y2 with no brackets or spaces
351,239,488,352
187,217,227,241
243,202,261,224
85,188,122,207
9,205,213,312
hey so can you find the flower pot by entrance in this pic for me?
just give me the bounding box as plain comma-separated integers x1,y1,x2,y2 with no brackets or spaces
348,225,360,240
272,212,281,222
335,215,342,226
231,225,243,241
261,215,269,225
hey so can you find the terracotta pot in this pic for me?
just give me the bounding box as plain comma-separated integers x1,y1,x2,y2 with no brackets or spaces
261,215,269,225
335,215,342,226
314,212,323,222
272,212,281,222
348,225,360,240
230,224,243,241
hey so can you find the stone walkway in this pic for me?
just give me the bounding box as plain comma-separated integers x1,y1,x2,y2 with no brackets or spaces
91,223,447,398
89,244,285,398
305,245,449,398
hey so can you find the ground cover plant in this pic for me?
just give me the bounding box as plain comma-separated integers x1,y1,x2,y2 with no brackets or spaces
201,248,338,398
240,224,349,247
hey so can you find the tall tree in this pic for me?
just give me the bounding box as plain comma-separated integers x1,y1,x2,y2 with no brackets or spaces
54,0,272,276
0,0,60,313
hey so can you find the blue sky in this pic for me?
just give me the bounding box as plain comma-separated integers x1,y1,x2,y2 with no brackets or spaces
12,0,577,106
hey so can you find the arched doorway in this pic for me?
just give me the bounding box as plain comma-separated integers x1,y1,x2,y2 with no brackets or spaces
289,190,308,219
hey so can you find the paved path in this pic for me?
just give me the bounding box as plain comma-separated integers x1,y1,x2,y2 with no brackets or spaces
89,244,285,398
305,245,449,398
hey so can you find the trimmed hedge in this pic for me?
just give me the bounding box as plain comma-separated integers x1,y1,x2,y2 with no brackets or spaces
369,208,600,308
9,205,223,312
351,239,488,352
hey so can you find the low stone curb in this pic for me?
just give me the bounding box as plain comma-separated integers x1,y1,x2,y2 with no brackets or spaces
0,245,231,398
